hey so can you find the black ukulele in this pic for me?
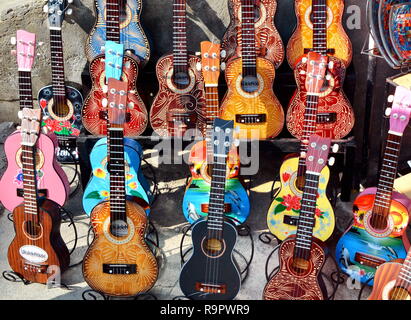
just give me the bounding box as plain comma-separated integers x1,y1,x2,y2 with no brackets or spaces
179,118,241,300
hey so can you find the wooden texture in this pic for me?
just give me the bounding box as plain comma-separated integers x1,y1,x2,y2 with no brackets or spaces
83,200,158,297
7,199,70,284
220,57,284,139
221,0,284,68
81,54,148,136
368,262,403,300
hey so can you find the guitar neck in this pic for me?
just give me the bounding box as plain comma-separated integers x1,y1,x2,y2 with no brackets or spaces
18,71,34,109
21,145,39,217
204,85,219,161
172,0,188,73
293,172,320,261
298,94,320,177
396,249,411,288
206,155,228,239
49,29,66,96
241,0,257,77
312,0,327,54
108,127,127,222
373,133,402,218
106,0,122,42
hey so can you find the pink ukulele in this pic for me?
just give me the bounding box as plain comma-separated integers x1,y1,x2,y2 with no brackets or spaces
0,30,69,212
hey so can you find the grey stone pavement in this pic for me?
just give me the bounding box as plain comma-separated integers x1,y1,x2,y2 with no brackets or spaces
0,121,370,300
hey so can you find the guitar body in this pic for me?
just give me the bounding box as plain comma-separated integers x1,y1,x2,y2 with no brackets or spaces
286,0,352,68
0,131,69,212
7,198,70,284
85,0,150,64
38,85,83,137
263,236,326,300
335,187,411,285
83,200,158,297
82,137,152,216
183,140,250,225
150,54,206,137
82,54,148,136
179,219,241,300
220,57,284,139
267,156,334,241
287,55,354,139
221,0,284,68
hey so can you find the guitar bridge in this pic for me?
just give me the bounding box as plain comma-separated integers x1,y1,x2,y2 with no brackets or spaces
283,215,299,226
354,252,386,269
23,262,48,274
103,264,137,274
195,282,227,294
317,113,337,124
166,112,197,126
235,114,267,124
201,203,232,214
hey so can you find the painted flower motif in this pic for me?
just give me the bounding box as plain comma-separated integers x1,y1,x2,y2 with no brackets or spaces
128,181,137,190
315,208,323,218
61,121,72,129
71,128,80,136
45,118,62,133
126,173,134,181
282,172,291,182
100,190,109,198
281,194,301,211
93,168,106,179
13,172,24,186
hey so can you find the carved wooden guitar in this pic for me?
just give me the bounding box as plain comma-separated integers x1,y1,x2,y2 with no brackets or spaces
38,0,84,162
182,41,250,225
0,30,69,212
83,78,158,297
7,108,70,284
180,118,241,300
82,40,148,136
286,0,352,68
150,0,205,137
267,52,335,242
336,86,411,285
220,0,284,140
85,0,150,65
221,0,284,68
263,135,331,300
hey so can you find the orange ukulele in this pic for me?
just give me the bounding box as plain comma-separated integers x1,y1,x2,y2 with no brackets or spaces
369,247,411,300
287,0,352,69
220,0,284,140
82,78,158,297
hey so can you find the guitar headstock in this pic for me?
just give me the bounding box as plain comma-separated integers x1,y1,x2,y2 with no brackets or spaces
13,30,36,72
388,86,411,135
304,52,328,95
200,41,221,86
44,0,72,30
19,108,42,147
212,118,236,158
305,135,331,174
104,78,128,128
104,41,124,81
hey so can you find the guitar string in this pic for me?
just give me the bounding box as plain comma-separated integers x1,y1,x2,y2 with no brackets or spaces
392,248,411,299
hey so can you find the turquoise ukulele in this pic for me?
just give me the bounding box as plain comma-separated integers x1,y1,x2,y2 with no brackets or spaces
82,41,152,216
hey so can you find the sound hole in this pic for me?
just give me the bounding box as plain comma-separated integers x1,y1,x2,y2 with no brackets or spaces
369,213,389,231
290,257,311,277
52,99,70,118
17,148,44,170
202,237,225,258
241,75,259,93
253,6,260,21
24,220,42,238
110,220,129,237
389,287,411,300
295,175,305,192
173,72,190,90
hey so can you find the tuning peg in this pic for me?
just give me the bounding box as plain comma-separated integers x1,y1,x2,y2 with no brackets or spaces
66,8,73,15
102,98,108,108
302,57,308,64
300,151,307,158
385,108,392,117
299,70,306,75
233,139,240,147
332,144,339,153
129,90,136,94
43,4,49,13
328,61,334,69
196,62,202,71
302,139,309,144
221,50,227,59
328,157,335,166
128,102,134,109
67,0,74,3
43,115,49,121
10,37,16,45
221,62,226,71
387,95,394,103
326,74,332,81
10,50,17,56
195,51,201,56
102,85,108,93
17,111,23,119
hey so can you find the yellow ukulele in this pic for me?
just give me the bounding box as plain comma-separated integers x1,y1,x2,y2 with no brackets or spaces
220,0,284,140
287,0,352,68
266,52,336,242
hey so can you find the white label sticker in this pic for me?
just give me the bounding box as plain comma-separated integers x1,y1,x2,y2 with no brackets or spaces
19,245,48,263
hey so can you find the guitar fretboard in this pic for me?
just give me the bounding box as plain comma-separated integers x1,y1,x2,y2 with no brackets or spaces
49,29,66,97
18,71,34,110
373,133,402,218
396,249,411,288
202,86,219,162
241,0,257,77
312,0,327,54
21,145,39,218
106,0,122,42
108,128,127,222
172,0,188,73
294,172,320,260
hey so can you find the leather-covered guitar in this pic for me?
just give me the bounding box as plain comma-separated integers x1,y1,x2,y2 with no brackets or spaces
336,86,411,285
182,41,250,225
220,0,284,140
83,78,158,297
0,30,69,212
150,0,205,137
180,118,241,300
7,108,70,284
267,52,335,242
263,135,331,300
221,0,284,68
